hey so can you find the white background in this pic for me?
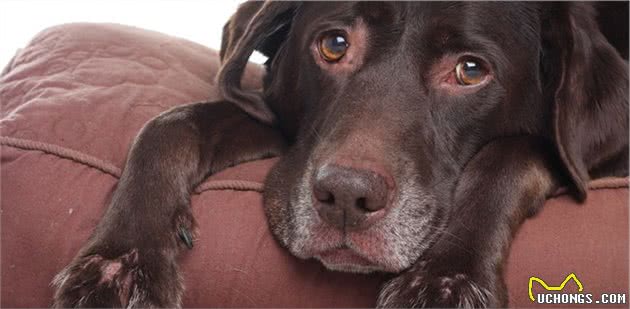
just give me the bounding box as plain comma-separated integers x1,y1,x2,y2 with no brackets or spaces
0,0,267,69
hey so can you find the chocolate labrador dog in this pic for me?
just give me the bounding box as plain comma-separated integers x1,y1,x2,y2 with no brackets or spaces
52,2,628,308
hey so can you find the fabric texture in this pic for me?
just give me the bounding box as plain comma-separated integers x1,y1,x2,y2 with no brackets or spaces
1,23,627,308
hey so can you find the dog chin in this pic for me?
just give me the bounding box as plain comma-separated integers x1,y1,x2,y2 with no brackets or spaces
316,258,384,274
312,247,390,274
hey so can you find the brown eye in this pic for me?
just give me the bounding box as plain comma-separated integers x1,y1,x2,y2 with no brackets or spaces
319,33,348,62
455,59,488,86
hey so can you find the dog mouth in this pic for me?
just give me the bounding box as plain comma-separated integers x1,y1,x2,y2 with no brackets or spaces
314,245,382,273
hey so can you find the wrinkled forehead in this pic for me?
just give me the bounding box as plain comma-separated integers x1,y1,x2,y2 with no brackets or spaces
294,2,540,60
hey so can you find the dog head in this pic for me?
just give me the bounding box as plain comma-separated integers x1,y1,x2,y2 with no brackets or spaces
218,2,628,273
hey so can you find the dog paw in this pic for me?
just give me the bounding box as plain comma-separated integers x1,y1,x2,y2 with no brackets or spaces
52,248,183,308
377,261,496,308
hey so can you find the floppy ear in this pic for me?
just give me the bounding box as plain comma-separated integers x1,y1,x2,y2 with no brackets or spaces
219,1,263,62
542,3,629,201
217,1,299,125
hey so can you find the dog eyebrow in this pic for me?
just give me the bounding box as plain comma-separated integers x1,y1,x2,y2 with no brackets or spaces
354,2,399,25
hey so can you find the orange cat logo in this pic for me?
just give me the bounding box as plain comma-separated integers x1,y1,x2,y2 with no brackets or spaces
528,273,584,302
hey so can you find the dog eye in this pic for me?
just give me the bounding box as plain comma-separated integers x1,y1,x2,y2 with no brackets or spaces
455,58,488,86
318,33,348,62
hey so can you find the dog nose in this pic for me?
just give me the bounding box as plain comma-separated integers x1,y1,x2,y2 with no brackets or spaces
313,164,389,230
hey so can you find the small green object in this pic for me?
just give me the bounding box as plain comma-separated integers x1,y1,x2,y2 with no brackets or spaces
178,227,194,249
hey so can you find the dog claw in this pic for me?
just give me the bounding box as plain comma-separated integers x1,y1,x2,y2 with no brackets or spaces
178,227,193,249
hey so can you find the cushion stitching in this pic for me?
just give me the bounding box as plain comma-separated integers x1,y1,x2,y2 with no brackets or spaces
1,136,122,177
0,136,264,193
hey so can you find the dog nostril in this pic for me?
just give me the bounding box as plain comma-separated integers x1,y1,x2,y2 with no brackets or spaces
356,197,382,213
322,194,335,205
355,197,369,212
314,188,335,205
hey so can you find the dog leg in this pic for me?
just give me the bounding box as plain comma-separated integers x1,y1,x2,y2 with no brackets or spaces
378,136,566,308
52,101,286,308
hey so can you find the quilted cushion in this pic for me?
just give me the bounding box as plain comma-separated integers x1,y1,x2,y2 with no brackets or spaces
1,23,628,307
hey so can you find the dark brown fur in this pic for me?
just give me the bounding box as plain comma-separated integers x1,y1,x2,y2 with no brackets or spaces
53,2,628,308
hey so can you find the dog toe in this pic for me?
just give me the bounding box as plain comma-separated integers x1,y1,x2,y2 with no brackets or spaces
52,249,182,308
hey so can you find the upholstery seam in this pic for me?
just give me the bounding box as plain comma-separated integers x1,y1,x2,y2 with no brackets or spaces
0,136,264,193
